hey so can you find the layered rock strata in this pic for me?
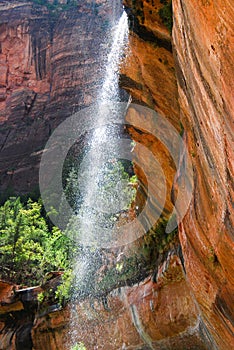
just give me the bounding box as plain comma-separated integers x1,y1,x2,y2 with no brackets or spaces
173,1,234,349
0,0,110,197
121,0,234,349
0,0,233,349
0,253,214,349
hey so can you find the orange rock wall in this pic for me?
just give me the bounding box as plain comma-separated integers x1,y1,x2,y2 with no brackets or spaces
121,0,180,221
122,0,234,349
172,1,234,349
0,0,233,349
1,255,212,350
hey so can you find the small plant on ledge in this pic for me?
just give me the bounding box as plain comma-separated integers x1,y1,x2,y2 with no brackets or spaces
158,0,173,33
71,343,86,350
31,0,78,14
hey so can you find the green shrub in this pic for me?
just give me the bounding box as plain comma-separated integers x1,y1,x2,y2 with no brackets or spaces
37,292,45,303
0,197,72,285
71,343,86,350
55,269,74,305
159,0,173,33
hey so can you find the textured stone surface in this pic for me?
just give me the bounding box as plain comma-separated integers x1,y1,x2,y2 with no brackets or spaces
122,0,179,127
0,254,212,349
172,1,234,349
0,0,111,197
0,0,233,349
121,0,234,349
0,281,41,350
120,0,180,226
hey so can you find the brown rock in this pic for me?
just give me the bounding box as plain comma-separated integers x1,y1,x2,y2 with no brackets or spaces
31,253,210,349
120,0,234,349
120,0,181,233
172,1,234,349
0,0,112,196
0,253,212,349
0,0,233,349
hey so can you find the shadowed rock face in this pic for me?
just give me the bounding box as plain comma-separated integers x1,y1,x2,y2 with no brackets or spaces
0,0,110,197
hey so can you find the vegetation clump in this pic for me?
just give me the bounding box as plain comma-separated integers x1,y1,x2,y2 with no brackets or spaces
143,217,178,255
159,0,173,33
55,268,74,305
0,196,177,302
0,161,177,306
31,0,78,17
0,197,73,286
71,343,86,350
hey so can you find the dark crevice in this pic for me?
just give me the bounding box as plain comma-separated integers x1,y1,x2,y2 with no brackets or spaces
214,295,234,329
0,129,11,152
120,74,143,92
24,92,38,116
124,6,172,52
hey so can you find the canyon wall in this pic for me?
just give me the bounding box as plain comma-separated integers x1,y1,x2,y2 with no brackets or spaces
0,0,110,198
173,1,234,349
121,0,234,349
0,253,213,350
121,0,180,223
0,0,233,349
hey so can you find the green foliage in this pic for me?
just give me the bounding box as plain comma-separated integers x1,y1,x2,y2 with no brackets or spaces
55,269,74,305
31,0,78,16
62,166,81,212
62,160,137,246
96,219,178,295
179,121,184,136
37,291,45,302
0,197,72,285
97,160,137,212
143,217,178,255
97,255,142,294
71,343,86,350
129,174,138,184
159,0,173,33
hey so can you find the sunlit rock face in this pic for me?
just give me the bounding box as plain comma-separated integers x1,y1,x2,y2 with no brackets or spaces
173,1,234,349
122,0,234,349
122,0,179,127
120,0,180,222
0,0,110,197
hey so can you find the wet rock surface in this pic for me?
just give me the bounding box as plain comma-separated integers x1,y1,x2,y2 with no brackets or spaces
0,252,212,349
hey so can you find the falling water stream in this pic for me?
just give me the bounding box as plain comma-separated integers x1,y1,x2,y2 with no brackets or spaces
77,9,129,247
69,5,130,347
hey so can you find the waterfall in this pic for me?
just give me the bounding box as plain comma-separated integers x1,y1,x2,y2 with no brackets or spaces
100,11,129,103
68,6,129,347
77,9,129,247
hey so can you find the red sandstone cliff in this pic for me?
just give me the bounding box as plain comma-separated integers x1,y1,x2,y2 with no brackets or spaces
0,0,233,349
0,252,212,350
122,1,234,349
0,0,111,197
173,1,234,349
